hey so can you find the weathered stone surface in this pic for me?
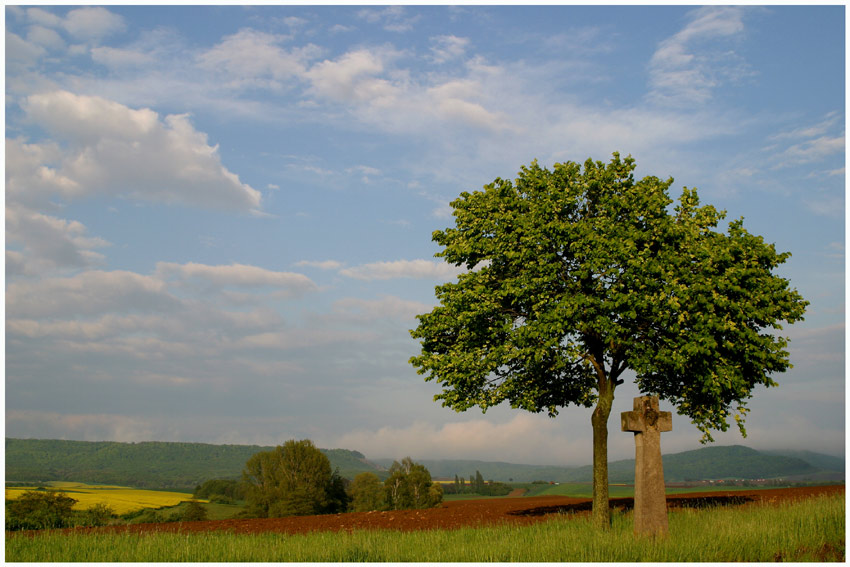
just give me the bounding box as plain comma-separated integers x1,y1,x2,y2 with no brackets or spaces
621,395,672,537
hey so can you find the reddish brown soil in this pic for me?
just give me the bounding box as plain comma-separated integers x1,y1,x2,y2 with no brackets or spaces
61,484,842,537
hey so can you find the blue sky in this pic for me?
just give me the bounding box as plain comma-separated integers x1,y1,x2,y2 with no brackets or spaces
5,4,845,465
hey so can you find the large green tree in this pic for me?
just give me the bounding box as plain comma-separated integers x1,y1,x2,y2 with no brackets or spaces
242,439,349,518
409,154,808,530
347,472,386,512
384,457,443,510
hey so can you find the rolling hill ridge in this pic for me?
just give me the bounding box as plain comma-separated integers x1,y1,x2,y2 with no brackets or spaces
5,438,843,491
5,438,385,491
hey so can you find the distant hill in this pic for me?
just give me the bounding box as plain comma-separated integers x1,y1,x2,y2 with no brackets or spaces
761,449,844,473
7,439,842,491
377,445,843,484
5,438,385,491
597,445,822,483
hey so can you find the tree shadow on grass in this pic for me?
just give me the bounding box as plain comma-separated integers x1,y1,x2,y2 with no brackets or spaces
507,495,754,517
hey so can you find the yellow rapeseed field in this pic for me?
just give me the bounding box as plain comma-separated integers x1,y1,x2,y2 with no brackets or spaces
4,482,202,515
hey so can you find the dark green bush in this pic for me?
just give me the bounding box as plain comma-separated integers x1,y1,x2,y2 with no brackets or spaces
6,491,77,531
182,500,208,522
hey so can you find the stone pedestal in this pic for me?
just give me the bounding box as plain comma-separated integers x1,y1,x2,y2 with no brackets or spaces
621,395,672,537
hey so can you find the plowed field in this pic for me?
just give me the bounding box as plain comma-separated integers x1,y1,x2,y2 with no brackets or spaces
68,485,842,537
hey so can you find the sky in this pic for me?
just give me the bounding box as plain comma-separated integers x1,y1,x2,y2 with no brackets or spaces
4,4,845,466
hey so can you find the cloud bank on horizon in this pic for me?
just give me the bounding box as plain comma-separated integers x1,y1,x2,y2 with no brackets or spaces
5,5,845,465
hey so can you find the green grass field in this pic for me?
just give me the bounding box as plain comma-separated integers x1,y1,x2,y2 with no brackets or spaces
6,492,843,562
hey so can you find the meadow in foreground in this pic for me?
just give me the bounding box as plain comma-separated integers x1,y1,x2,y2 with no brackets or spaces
7,492,843,562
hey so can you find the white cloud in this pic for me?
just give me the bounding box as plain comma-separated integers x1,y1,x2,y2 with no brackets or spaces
334,413,591,465
236,329,376,350
62,7,126,41
357,6,420,33
11,91,262,211
332,296,431,321
306,48,399,103
26,7,63,28
197,28,320,88
647,6,747,107
6,30,47,66
6,270,174,319
155,262,317,293
90,46,154,68
429,35,469,64
6,204,109,275
329,24,353,34
26,25,65,51
295,259,344,270
339,259,466,281
776,135,844,166
771,112,842,141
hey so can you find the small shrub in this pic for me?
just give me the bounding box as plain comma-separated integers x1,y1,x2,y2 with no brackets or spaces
81,503,116,527
182,500,208,522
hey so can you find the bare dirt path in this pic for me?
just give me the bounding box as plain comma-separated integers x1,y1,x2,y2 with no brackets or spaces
60,484,842,537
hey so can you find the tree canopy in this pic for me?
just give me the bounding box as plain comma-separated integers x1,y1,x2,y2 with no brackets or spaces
384,457,443,510
242,439,349,518
410,153,808,528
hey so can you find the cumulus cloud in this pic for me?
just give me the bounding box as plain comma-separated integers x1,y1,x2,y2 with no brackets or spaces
62,7,126,41
198,28,320,88
26,25,66,51
26,7,63,28
306,48,400,104
339,259,467,281
10,91,261,211
6,30,47,66
6,204,109,275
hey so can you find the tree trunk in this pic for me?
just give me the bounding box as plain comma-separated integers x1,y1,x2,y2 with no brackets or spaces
591,384,615,531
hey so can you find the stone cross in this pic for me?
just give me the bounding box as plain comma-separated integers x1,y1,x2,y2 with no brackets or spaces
621,395,672,537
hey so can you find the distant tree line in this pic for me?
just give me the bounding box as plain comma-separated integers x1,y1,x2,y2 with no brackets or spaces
440,470,513,496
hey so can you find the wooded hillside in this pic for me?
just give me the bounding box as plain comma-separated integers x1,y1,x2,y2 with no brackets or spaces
5,438,384,490
6,439,841,490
